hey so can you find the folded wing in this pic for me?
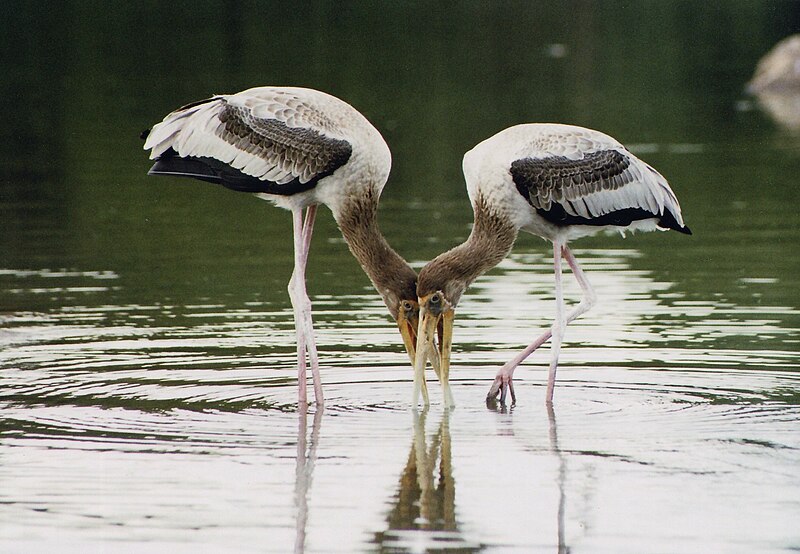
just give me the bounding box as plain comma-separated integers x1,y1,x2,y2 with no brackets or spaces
143,88,352,196
510,149,690,233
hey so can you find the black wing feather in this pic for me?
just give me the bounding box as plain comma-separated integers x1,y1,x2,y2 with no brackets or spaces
510,150,690,233
148,148,275,193
148,101,353,197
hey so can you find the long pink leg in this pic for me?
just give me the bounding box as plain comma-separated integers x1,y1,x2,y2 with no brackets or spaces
487,244,596,404
551,247,598,401
561,246,597,329
545,242,565,405
300,206,323,404
289,208,308,404
288,206,323,405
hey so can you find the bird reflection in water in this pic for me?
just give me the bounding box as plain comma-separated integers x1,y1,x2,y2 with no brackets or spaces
487,400,571,553
294,407,323,554
373,409,480,553
751,89,800,131
547,405,570,554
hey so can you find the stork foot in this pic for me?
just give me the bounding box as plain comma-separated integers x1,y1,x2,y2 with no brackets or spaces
487,374,516,406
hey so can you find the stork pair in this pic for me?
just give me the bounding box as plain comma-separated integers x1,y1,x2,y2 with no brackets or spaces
143,86,690,407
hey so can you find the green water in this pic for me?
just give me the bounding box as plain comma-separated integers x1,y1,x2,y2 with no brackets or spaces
1,2,799,552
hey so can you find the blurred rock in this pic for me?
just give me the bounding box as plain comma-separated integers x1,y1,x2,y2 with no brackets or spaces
748,34,800,93
748,35,800,130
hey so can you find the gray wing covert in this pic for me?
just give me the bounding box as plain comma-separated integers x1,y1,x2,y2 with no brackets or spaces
510,149,632,212
509,149,689,233
148,99,353,196
217,103,353,193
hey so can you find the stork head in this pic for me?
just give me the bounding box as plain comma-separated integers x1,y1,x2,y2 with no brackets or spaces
375,266,421,366
396,297,420,363
412,196,518,405
391,293,421,367
412,256,472,404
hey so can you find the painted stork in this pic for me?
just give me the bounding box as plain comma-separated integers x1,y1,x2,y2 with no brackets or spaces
413,123,690,406
142,86,419,405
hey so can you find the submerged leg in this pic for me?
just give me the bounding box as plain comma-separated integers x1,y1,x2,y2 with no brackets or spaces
487,244,596,404
288,206,323,405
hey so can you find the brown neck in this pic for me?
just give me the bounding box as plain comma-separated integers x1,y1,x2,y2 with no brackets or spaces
335,191,417,319
418,195,518,304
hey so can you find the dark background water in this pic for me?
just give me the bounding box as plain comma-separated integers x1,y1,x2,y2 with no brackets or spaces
1,2,799,552
3,1,799,283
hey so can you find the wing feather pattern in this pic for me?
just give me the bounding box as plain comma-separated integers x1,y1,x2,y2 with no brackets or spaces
143,89,353,196
510,149,691,234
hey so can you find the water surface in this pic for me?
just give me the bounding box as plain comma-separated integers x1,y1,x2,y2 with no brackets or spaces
2,2,800,552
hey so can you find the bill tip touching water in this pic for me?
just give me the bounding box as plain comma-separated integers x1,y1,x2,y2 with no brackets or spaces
142,86,419,406
413,123,690,408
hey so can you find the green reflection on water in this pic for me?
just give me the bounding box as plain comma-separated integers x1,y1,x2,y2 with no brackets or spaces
1,1,798,347
1,5,799,552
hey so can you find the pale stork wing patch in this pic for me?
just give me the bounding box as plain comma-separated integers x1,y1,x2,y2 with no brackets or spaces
149,101,353,196
510,149,685,231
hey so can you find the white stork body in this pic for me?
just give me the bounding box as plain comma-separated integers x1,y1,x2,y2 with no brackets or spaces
143,87,419,406
462,124,687,243
414,124,690,406
144,87,391,216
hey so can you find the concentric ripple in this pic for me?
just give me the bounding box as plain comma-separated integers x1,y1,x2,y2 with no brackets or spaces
1,246,799,552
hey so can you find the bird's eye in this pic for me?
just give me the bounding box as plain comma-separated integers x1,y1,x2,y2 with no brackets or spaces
401,300,413,311
430,293,441,304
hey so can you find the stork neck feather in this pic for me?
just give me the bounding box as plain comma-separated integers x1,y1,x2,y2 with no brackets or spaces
335,190,417,319
418,196,518,305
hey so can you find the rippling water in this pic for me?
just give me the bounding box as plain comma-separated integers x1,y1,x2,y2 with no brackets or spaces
3,2,800,552
2,243,799,552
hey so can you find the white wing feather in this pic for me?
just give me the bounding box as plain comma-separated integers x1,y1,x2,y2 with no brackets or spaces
464,123,686,229
143,87,349,185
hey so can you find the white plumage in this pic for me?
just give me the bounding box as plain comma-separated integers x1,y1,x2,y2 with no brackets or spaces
144,86,391,215
142,86,414,407
462,123,687,242
414,123,690,407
